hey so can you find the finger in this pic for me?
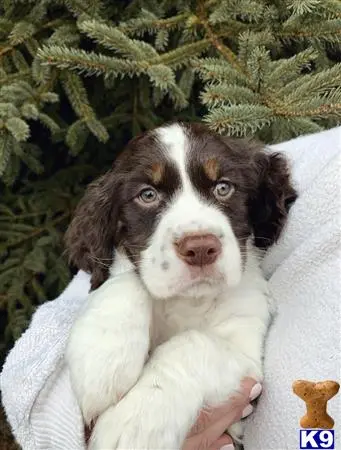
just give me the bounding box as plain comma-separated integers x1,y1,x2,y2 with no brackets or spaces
187,403,240,437
201,400,254,448
202,406,244,443
189,379,259,436
208,434,234,450
184,400,253,450
243,379,262,401
241,403,253,419
187,378,261,440
235,377,261,402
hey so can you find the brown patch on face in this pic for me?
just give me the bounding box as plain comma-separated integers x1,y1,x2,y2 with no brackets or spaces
149,162,164,185
119,157,180,267
65,129,181,289
64,170,120,290
203,158,219,181
183,122,297,251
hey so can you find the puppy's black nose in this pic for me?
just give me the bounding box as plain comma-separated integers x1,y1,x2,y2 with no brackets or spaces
174,233,222,266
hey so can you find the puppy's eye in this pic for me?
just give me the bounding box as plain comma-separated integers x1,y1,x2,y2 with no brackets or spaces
213,180,234,200
139,187,158,204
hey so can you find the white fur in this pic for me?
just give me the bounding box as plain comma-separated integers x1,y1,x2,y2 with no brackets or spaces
89,251,270,449
66,124,272,449
66,265,151,425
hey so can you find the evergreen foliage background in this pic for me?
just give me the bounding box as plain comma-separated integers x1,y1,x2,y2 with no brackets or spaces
0,0,340,402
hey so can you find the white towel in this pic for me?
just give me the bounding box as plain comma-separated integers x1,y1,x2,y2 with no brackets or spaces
1,127,340,450
244,126,341,449
0,270,90,449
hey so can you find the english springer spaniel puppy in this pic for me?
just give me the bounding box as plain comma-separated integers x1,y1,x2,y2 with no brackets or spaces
65,122,296,449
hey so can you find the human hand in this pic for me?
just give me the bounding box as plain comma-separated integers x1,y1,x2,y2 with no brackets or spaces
89,377,262,449
183,378,262,450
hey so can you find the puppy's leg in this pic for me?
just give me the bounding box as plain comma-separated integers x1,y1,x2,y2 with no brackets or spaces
66,270,151,425
90,329,262,450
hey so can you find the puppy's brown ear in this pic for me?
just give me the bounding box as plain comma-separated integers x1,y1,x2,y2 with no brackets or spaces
64,171,119,290
248,151,297,249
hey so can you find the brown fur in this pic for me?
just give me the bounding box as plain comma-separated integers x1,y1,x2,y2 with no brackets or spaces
203,158,219,181
150,163,164,184
65,122,297,290
64,171,122,290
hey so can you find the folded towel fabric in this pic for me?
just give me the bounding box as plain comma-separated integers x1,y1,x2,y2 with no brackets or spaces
244,126,341,449
1,127,340,450
1,270,90,449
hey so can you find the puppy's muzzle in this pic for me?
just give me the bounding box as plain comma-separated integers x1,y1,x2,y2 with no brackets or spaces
174,233,222,267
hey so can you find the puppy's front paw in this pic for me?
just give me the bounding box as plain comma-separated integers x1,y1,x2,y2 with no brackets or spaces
89,383,186,450
66,273,151,424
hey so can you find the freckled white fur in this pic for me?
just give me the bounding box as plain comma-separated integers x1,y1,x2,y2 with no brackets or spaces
66,124,273,449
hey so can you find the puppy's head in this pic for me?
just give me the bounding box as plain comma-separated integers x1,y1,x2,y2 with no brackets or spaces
65,122,297,296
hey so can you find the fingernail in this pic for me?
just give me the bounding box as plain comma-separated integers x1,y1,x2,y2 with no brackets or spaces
242,404,253,418
250,382,262,401
220,445,234,450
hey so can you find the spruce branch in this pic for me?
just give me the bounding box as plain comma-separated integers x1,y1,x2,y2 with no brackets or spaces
270,48,319,87
201,83,258,107
278,102,341,118
61,71,109,142
61,71,95,118
38,113,60,134
3,212,70,251
48,23,80,46
279,63,341,99
21,103,39,120
5,118,30,141
11,50,29,71
192,57,249,85
0,17,70,58
66,119,89,154
288,0,321,16
146,64,175,89
39,39,211,76
238,30,276,68
155,29,169,51
152,40,211,68
79,20,159,59
246,46,271,93
38,45,141,77
12,142,44,174
25,38,40,57
204,104,273,135
0,132,11,176
63,0,104,19
8,22,36,45
0,70,31,86
196,1,243,73
0,103,20,119
209,0,265,25
178,67,195,99
119,11,191,35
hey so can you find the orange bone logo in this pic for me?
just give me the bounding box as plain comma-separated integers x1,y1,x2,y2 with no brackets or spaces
293,380,340,429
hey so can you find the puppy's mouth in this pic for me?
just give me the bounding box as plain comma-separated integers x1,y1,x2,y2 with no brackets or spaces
181,266,225,289
187,264,219,280
175,274,225,299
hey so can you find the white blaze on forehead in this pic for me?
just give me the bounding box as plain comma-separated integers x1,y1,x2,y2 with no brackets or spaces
139,124,243,298
156,123,191,189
